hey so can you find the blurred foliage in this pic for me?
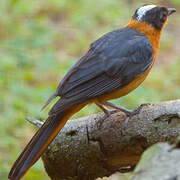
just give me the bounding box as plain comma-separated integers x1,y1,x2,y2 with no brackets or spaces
0,0,179,179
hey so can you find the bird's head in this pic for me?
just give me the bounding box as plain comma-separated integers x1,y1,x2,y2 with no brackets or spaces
132,4,176,30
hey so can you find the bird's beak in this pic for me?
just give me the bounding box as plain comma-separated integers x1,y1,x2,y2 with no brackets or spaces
167,8,176,16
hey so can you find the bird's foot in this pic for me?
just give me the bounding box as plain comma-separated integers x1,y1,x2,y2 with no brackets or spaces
97,110,117,128
102,109,117,119
125,103,151,117
103,102,151,117
121,103,151,130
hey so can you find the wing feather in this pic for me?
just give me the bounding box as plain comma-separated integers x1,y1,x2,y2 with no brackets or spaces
50,28,153,114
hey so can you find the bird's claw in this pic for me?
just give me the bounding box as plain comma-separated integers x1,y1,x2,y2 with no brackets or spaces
103,110,117,118
98,110,117,128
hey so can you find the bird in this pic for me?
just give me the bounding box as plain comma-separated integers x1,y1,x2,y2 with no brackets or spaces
9,4,176,180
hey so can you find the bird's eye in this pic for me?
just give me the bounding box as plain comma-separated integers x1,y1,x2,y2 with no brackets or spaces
160,12,167,21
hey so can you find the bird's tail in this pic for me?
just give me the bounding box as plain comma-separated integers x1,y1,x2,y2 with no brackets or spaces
8,102,86,180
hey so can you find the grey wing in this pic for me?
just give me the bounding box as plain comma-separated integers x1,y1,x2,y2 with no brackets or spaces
50,34,153,114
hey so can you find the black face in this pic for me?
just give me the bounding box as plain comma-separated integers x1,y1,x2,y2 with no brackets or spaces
133,6,171,29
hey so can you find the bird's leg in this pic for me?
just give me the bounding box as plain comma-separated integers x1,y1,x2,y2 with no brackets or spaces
103,102,132,115
95,102,110,118
95,102,116,119
103,102,150,117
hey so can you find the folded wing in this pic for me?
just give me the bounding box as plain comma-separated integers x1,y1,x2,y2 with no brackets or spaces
50,28,153,114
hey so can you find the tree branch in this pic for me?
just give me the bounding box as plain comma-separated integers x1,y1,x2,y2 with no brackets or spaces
26,100,180,180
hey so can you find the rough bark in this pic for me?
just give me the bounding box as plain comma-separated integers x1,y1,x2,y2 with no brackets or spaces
27,100,180,180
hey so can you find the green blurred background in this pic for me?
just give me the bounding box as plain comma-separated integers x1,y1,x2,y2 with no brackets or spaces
0,0,179,179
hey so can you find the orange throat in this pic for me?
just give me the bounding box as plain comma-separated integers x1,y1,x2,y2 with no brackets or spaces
126,19,163,58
